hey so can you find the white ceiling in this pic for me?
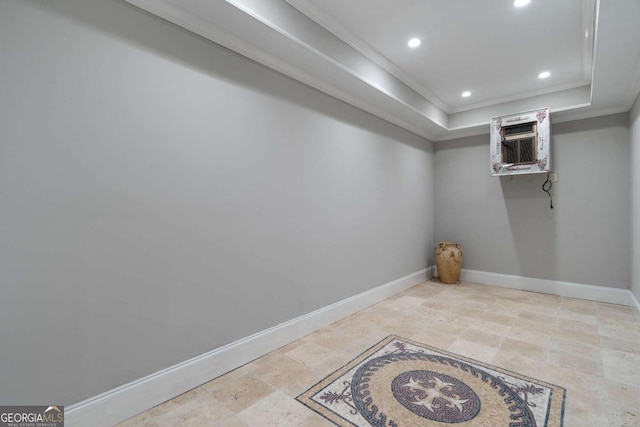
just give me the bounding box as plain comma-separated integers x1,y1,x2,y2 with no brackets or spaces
287,0,593,111
126,0,640,141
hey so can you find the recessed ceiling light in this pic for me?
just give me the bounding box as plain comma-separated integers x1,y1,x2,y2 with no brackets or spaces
461,91,472,98
514,0,531,7
407,38,421,48
538,71,551,79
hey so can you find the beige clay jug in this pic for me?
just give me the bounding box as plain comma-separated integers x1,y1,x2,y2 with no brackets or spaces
435,242,463,284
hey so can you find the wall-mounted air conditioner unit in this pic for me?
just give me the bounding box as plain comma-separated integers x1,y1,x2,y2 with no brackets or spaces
490,107,550,176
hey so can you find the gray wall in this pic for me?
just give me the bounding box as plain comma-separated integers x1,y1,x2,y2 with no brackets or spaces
434,114,630,289
0,0,434,405
631,98,640,301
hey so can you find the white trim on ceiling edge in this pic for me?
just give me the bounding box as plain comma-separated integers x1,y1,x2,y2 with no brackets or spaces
455,268,636,307
65,268,430,427
123,0,440,141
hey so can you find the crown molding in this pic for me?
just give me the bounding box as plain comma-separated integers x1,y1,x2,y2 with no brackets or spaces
283,0,451,113
125,0,639,142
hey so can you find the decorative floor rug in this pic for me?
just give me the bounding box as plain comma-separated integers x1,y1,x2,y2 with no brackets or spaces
297,335,565,426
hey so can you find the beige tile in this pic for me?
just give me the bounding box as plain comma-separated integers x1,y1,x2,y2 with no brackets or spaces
549,339,601,361
463,318,512,336
153,395,236,427
333,322,389,343
483,302,524,318
202,368,255,394
438,292,476,303
443,305,486,319
214,417,250,427
464,293,500,305
517,310,558,325
479,311,517,326
235,349,294,376
516,321,560,335
307,350,355,374
557,310,598,325
602,349,640,387
600,336,640,355
538,364,604,392
606,380,640,427
551,328,601,347
382,314,430,337
426,310,460,324
420,311,470,336
598,310,638,325
500,337,546,362
420,299,459,314
327,334,384,358
389,295,428,308
237,391,326,427
404,283,445,299
271,338,311,357
299,414,334,426
437,286,473,296
351,309,399,329
360,303,400,316
598,324,640,344
557,318,600,336
525,291,562,305
148,386,209,418
523,303,559,317
597,302,635,316
560,298,597,315
117,411,157,427
490,350,544,381
598,315,640,330
457,298,493,311
209,374,275,413
432,321,472,337
447,338,498,363
284,342,336,368
321,317,352,334
459,327,504,348
547,349,603,376
251,355,313,389
410,330,458,350
488,289,532,302
236,391,315,427
304,330,356,353
278,366,329,398
563,386,610,427
506,327,553,347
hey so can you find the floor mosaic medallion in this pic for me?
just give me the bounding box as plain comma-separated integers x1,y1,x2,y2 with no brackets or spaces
297,335,565,426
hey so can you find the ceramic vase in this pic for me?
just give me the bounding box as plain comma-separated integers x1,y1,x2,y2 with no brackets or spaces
435,242,463,284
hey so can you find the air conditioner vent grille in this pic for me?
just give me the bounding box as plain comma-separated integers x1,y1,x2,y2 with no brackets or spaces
490,107,550,176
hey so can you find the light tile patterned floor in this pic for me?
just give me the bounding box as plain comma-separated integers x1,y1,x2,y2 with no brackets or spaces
118,280,640,426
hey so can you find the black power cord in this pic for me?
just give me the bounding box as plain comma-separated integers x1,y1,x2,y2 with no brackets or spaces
542,172,553,209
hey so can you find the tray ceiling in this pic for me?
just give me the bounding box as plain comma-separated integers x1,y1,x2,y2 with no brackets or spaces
125,0,640,141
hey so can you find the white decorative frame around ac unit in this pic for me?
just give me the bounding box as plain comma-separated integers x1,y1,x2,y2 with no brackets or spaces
490,107,550,177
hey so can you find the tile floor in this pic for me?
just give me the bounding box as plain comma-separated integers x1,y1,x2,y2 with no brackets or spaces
118,280,640,426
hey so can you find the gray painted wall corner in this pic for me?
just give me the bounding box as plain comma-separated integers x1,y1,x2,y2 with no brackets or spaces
630,96,640,301
434,113,630,289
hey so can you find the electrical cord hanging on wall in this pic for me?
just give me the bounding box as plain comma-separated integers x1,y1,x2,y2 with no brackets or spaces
542,172,553,209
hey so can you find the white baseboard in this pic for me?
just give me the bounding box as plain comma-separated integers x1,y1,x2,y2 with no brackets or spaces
65,268,430,427
630,290,640,313
458,268,636,307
